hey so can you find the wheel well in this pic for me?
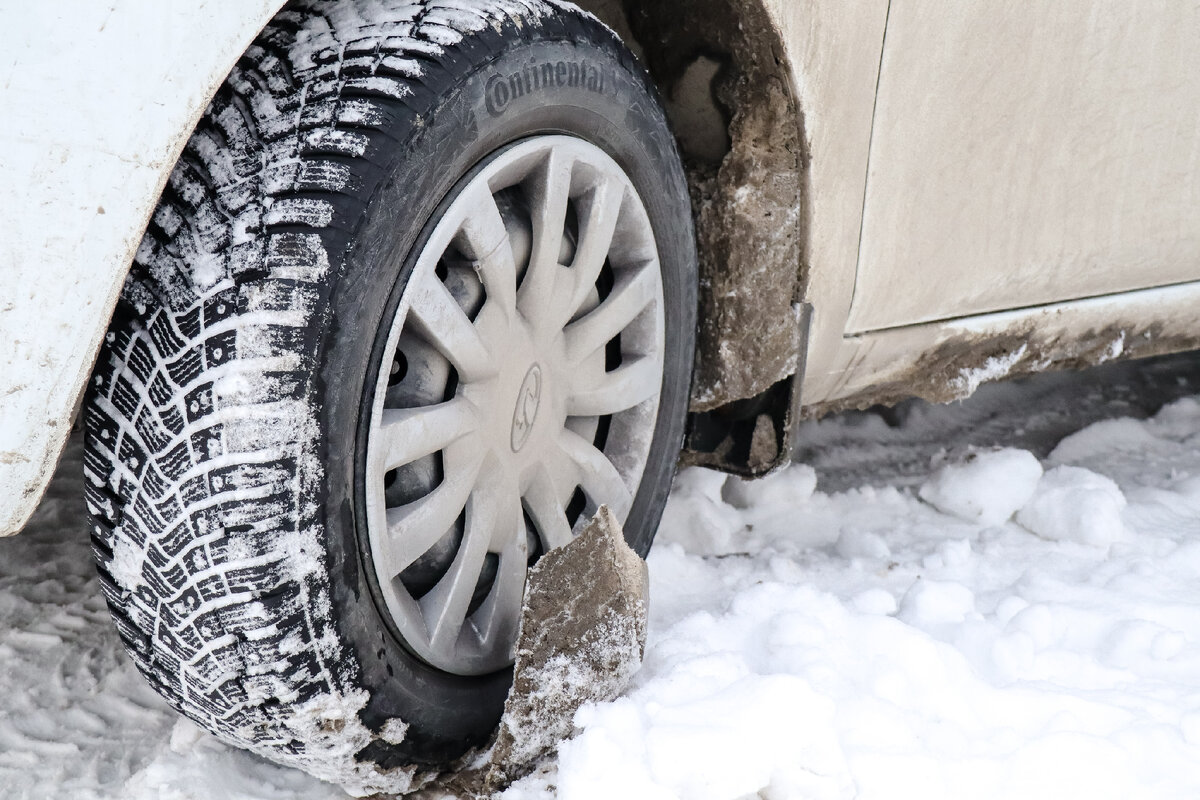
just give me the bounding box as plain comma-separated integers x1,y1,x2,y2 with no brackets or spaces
574,0,808,473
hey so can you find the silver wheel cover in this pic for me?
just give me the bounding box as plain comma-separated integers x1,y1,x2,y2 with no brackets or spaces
364,136,666,675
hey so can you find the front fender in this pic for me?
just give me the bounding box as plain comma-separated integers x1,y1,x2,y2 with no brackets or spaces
0,0,287,534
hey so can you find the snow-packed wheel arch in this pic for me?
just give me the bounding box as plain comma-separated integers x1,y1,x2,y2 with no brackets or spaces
573,0,809,415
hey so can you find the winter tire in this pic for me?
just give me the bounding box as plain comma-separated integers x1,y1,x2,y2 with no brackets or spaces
82,0,696,791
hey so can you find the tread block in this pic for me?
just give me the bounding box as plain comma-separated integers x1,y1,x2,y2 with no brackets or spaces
203,329,238,370
147,312,187,359
110,374,142,421
202,289,240,328
116,433,148,478
165,346,204,387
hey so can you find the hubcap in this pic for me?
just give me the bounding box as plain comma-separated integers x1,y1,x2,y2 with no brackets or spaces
364,136,666,675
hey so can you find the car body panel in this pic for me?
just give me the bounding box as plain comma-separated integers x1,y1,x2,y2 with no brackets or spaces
0,0,286,535
848,0,1200,333
3,0,1199,532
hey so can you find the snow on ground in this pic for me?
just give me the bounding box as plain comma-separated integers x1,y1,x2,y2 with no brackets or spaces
6,354,1200,799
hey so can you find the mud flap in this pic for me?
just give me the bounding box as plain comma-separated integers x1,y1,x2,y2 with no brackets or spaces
682,303,812,478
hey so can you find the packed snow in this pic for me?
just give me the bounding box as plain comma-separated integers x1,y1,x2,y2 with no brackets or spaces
6,354,1200,799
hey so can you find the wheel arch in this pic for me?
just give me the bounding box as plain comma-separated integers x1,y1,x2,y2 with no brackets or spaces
574,0,809,408
572,0,811,474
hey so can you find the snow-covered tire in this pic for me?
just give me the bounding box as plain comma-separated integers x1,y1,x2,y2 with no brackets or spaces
82,0,695,791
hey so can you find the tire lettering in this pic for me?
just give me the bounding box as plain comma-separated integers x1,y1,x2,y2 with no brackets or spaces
485,60,610,116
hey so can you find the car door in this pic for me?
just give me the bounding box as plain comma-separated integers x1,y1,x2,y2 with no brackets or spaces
845,0,1200,334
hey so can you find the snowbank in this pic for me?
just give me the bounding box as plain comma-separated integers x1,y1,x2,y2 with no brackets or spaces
506,392,1200,800
9,366,1200,799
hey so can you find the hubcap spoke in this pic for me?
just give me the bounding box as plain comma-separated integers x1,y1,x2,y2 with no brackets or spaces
377,398,477,471
518,149,574,320
456,183,518,315
557,428,634,518
524,464,575,552
407,271,496,383
474,525,530,651
420,469,508,657
572,175,624,280
384,449,483,576
564,260,660,363
560,175,626,327
567,355,662,417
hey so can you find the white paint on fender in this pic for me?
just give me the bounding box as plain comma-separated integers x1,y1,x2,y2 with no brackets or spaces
0,0,286,535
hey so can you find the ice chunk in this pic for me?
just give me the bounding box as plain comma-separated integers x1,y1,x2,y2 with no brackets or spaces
898,579,977,626
1016,466,1127,546
721,463,817,510
445,506,648,796
852,588,899,616
657,468,747,556
1049,418,1163,465
836,529,891,560
919,448,1043,526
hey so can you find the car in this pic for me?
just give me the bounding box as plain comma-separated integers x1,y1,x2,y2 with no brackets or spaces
3,0,1199,792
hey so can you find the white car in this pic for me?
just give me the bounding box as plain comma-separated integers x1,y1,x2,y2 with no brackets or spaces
3,0,1198,792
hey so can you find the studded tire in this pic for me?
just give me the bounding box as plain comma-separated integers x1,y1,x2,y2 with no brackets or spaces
83,0,695,791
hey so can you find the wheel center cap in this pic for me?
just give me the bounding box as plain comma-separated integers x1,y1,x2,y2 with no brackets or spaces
510,363,544,453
